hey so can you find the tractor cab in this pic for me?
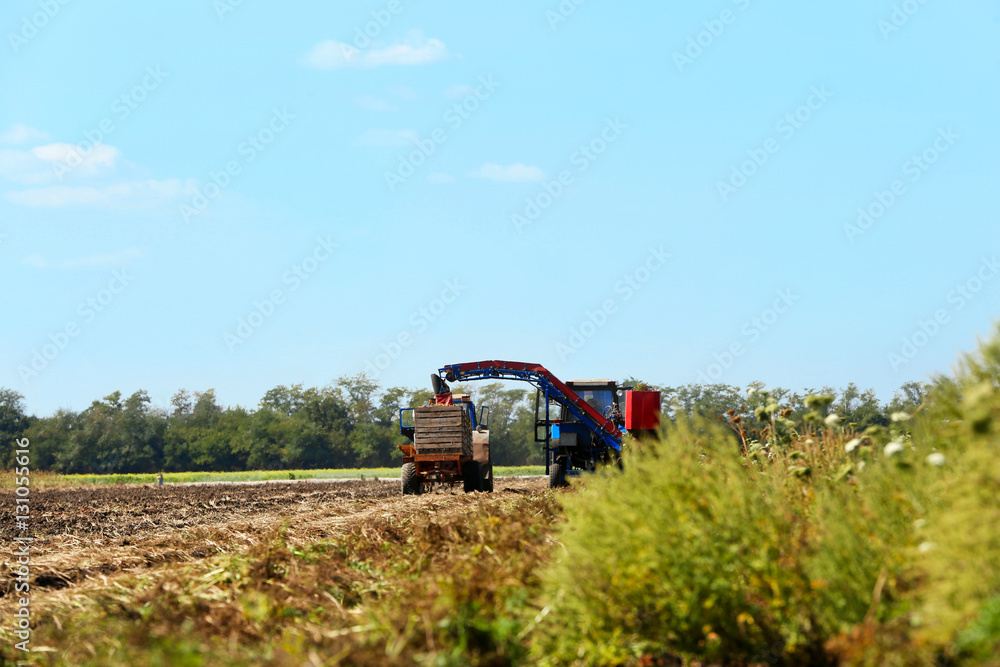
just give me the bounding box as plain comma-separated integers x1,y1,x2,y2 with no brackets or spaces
535,379,624,465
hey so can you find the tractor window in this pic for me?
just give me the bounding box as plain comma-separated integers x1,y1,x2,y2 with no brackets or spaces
535,390,564,422
575,390,615,420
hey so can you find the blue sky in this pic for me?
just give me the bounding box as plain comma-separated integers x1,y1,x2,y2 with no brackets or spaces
2,0,999,416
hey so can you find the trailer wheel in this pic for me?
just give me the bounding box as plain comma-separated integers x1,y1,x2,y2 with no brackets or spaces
549,458,568,488
401,463,422,495
482,452,494,493
463,461,482,493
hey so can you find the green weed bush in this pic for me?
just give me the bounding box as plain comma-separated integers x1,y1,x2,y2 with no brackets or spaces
911,331,1000,662
535,422,828,665
534,322,1000,666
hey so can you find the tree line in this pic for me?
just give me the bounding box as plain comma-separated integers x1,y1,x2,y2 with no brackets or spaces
0,377,928,474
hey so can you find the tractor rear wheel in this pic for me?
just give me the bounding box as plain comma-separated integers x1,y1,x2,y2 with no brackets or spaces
463,461,482,493
401,463,422,495
482,452,494,493
549,457,568,488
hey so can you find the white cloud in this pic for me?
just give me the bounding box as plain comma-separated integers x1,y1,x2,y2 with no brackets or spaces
303,31,450,70
365,33,449,67
0,149,51,184
5,178,199,209
302,40,357,69
8,186,109,207
356,129,420,148
32,142,121,174
354,95,396,112
23,247,145,270
0,123,50,145
0,143,120,184
471,163,547,183
444,84,476,100
32,142,119,168
0,128,200,212
427,172,456,185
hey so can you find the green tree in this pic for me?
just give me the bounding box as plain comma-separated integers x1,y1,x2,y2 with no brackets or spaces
375,386,408,426
170,389,193,417
336,373,380,425
831,382,888,431
0,389,31,469
22,409,78,471
407,387,435,409
280,413,334,468
68,391,164,474
201,407,252,470
507,401,544,465
349,422,402,467
164,389,235,472
260,384,307,415
469,382,537,465
661,383,744,423
302,387,354,466
233,408,286,470
887,380,930,416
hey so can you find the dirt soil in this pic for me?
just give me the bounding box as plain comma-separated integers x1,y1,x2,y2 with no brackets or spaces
0,478,545,599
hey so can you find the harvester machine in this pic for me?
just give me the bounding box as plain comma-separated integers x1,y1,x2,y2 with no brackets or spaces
399,361,660,493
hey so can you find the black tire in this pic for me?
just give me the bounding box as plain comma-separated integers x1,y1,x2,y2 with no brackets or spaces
482,461,494,493
463,461,482,493
401,463,422,495
549,457,568,488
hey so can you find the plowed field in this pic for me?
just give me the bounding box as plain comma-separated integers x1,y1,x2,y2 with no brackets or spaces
1,478,545,602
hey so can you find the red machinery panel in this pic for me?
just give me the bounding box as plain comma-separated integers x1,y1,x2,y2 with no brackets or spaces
625,390,661,430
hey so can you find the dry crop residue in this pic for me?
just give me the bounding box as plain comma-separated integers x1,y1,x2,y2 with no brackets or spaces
0,478,544,599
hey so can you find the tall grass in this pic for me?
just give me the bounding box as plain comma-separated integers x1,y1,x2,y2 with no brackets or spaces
534,323,1000,666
